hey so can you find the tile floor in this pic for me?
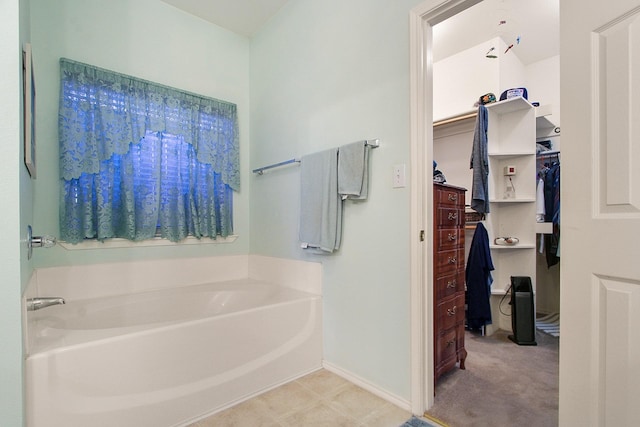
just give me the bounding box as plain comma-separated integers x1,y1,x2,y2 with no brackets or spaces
189,369,413,427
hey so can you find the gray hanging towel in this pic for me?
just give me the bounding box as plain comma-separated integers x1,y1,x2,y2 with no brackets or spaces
470,105,490,214
338,141,370,200
299,148,342,253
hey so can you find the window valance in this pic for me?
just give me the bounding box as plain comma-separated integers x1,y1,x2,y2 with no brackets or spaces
58,58,240,191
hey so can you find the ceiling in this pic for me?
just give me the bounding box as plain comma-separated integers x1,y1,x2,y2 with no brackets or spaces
159,0,559,65
433,0,559,65
159,0,289,37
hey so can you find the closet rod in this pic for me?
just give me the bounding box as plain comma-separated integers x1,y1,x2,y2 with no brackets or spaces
252,139,380,175
433,111,477,127
537,150,561,159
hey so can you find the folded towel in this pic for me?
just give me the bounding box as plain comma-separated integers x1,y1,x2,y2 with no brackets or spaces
299,148,342,253
338,141,370,200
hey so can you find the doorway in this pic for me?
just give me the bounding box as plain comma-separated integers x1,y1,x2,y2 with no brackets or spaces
409,0,560,414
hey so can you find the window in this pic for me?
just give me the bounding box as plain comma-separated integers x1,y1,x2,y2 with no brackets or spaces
58,59,239,243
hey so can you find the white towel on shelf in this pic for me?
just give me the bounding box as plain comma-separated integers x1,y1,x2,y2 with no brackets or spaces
338,141,370,200
299,148,342,253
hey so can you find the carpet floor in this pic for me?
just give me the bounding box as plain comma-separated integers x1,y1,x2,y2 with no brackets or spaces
425,329,559,427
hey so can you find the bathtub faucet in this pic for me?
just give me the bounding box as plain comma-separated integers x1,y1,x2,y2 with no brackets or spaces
26,297,66,311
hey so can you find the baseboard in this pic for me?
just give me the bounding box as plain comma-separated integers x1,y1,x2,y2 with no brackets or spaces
322,361,411,411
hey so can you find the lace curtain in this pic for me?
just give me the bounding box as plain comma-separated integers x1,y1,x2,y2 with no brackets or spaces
59,59,239,243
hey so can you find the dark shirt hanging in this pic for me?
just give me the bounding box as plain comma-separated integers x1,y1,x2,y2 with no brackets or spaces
543,162,560,268
466,222,494,330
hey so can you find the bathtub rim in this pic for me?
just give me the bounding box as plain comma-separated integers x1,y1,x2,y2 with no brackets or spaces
26,279,321,357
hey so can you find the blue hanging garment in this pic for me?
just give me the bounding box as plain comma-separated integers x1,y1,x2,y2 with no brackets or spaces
466,222,494,330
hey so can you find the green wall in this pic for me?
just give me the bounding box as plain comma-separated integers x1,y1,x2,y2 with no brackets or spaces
250,0,424,400
1,0,32,424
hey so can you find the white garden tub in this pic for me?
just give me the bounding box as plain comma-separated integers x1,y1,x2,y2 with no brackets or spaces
25,279,322,427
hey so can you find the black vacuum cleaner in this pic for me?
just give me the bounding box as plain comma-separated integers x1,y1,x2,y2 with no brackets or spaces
508,276,537,346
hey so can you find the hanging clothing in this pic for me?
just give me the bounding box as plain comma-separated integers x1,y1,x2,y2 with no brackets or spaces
537,176,546,252
543,162,561,267
466,222,494,330
536,177,545,223
470,105,490,214
544,162,560,223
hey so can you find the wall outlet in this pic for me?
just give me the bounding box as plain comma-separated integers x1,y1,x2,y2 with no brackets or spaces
503,165,516,176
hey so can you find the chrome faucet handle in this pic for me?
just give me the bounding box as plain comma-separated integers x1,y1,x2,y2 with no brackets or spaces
31,234,57,248
27,225,57,260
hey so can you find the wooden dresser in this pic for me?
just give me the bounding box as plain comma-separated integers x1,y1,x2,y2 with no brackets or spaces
433,183,467,382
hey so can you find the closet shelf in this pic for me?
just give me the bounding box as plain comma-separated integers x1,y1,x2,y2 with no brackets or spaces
490,243,536,250
535,105,556,132
488,151,535,158
485,96,533,115
535,104,553,118
489,198,536,203
536,115,555,131
491,287,537,296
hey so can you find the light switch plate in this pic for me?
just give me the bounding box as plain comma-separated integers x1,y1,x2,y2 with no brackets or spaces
393,164,406,188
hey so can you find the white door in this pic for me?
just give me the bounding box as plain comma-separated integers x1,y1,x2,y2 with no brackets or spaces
560,0,640,424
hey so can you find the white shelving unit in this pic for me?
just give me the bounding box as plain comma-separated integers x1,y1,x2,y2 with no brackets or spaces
484,97,537,314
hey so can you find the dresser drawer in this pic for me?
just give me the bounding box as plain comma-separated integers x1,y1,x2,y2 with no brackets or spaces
435,228,464,251
434,185,465,208
434,248,464,274
435,271,464,300
435,207,464,228
436,293,465,332
435,328,458,370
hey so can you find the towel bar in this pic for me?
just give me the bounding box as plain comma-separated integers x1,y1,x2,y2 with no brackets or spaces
252,139,379,175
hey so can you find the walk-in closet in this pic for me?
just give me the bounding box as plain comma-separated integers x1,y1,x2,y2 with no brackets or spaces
426,0,560,423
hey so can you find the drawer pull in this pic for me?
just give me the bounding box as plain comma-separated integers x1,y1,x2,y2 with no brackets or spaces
448,257,457,264
446,339,455,347
447,306,457,316
448,193,458,202
447,212,458,221
446,280,457,289
447,233,457,241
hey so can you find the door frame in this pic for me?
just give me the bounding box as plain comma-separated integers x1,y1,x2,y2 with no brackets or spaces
408,0,482,414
